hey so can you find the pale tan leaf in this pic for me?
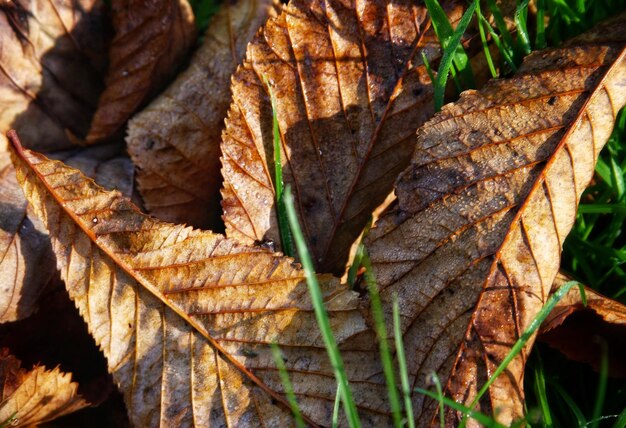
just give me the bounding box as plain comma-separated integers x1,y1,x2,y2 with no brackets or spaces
539,274,626,377
0,0,108,152
365,15,626,426
220,0,462,274
0,143,134,324
86,0,197,143
0,349,88,427
9,134,390,427
127,0,279,230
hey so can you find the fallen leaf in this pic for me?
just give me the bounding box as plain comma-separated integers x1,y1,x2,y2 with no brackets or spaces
0,0,108,152
364,15,626,425
0,152,55,323
0,348,88,427
0,142,134,324
86,0,197,143
220,0,463,274
127,0,279,230
9,134,390,427
539,274,626,377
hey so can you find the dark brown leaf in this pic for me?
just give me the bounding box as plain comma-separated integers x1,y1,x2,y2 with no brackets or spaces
539,274,626,377
86,0,197,143
0,0,108,151
127,0,279,230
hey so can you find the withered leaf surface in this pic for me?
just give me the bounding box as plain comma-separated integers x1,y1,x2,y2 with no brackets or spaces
0,0,108,151
221,0,454,273
86,0,197,143
539,274,626,377
0,349,88,426
127,0,279,230
0,152,55,323
0,143,134,324
365,16,626,426
10,136,390,427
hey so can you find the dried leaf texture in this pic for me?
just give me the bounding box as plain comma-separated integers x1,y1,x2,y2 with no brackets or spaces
86,0,196,143
0,0,108,151
10,138,390,427
0,349,88,427
365,20,626,425
539,275,626,377
0,143,133,324
221,0,453,274
127,0,279,230
0,153,55,323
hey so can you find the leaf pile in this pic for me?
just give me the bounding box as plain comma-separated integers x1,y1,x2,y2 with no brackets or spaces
0,0,626,426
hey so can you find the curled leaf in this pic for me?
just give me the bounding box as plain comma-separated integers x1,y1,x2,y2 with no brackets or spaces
221,0,463,273
0,0,108,151
127,0,279,229
539,274,626,377
365,16,626,425
9,135,390,427
0,349,88,427
86,0,197,143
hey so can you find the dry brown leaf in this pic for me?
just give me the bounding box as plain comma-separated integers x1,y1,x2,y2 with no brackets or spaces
9,134,392,427
0,152,55,323
0,348,88,427
220,0,462,274
364,16,626,426
126,0,280,230
86,0,197,143
0,0,108,152
539,274,626,377
0,143,133,324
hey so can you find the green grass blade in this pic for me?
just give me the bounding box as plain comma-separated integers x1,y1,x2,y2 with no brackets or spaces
266,80,295,257
468,281,581,414
476,0,498,78
188,0,219,33
591,339,609,428
332,386,341,428
476,12,518,72
393,295,415,428
270,343,306,427
429,373,446,428
433,0,478,110
577,204,626,215
423,0,475,88
532,352,553,427
613,406,626,428
414,388,506,428
546,379,587,427
347,218,373,288
486,0,517,52
514,0,532,56
535,0,547,48
422,52,437,86
361,250,402,427
283,187,361,428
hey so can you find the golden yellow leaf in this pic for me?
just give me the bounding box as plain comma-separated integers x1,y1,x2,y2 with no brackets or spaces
127,0,280,230
365,15,626,425
9,133,389,427
0,349,88,427
220,0,462,274
86,0,197,143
